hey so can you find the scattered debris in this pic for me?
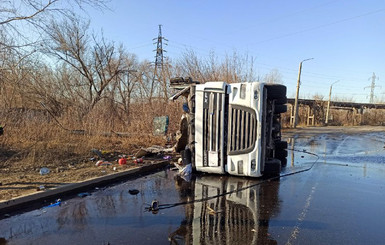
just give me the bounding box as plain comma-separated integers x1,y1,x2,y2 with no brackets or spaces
174,163,192,177
78,192,91,198
153,116,169,136
45,199,61,208
39,167,50,175
36,185,45,191
150,199,159,211
113,166,117,171
91,149,103,158
163,155,172,160
128,189,139,195
118,158,127,165
133,158,143,164
135,145,173,158
206,205,217,215
95,160,112,166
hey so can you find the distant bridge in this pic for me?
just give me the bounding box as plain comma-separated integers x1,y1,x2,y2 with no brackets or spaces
285,98,385,126
287,98,385,110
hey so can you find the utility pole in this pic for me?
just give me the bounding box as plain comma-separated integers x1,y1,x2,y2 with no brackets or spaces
293,58,313,128
325,80,339,124
151,24,168,101
364,72,379,103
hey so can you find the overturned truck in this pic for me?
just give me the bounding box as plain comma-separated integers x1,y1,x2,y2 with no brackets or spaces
171,77,288,177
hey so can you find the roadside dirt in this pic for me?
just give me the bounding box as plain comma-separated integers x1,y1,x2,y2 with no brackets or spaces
0,144,176,202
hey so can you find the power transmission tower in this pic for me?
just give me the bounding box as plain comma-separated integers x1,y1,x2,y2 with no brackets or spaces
151,24,168,100
364,72,380,103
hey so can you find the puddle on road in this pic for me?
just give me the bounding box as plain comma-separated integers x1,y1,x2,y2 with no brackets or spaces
0,170,283,245
1,131,385,244
283,131,385,169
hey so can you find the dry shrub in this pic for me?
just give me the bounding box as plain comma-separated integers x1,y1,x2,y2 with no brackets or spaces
0,98,185,172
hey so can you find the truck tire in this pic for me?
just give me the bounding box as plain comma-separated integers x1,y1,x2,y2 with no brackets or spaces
279,157,287,167
264,159,281,177
275,96,287,105
275,140,288,150
275,149,288,159
274,104,287,114
265,84,286,100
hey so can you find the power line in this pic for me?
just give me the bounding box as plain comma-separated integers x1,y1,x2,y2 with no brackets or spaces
248,8,385,45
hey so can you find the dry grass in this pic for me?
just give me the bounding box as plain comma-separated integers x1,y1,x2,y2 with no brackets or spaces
281,105,385,128
0,100,184,201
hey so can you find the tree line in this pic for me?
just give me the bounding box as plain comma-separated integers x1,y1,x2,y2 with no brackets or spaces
0,1,282,130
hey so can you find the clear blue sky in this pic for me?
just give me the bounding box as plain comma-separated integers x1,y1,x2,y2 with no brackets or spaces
84,0,385,103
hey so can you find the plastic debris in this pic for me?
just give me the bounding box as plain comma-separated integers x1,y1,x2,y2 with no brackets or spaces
95,160,112,166
91,149,103,158
78,192,91,198
39,167,50,175
113,167,117,171
45,199,61,208
118,158,127,165
174,163,192,176
128,189,139,195
163,155,172,160
173,162,192,182
182,103,190,113
36,185,45,191
150,199,159,211
133,158,143,164
153,116,169,135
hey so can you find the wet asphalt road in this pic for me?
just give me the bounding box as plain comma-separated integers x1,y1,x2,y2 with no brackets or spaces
1,129,385,244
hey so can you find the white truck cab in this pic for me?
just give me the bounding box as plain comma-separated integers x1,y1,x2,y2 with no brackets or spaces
171,77,287,177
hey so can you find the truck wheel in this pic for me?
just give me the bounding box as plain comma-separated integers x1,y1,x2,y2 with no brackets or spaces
279,157,287,167
275,149,288,159
274,104,287,114
275,96,287,105
275,140,288,150
265,84,286,100
264,159,281,177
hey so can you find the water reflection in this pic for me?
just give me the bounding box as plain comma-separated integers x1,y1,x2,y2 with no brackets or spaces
170,175,281,245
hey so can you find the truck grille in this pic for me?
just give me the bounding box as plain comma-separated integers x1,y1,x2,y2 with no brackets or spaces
229,105,257,154
202,91,226,167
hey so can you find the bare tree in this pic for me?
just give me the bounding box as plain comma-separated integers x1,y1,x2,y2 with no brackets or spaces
0,0,108,50
263,69,283,84
176,49,256,84
46,18,128,116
